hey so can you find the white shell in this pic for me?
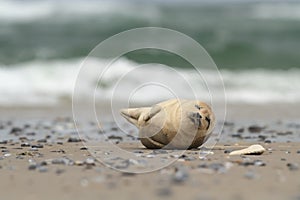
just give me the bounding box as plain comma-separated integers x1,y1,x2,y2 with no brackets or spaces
229,144,266,156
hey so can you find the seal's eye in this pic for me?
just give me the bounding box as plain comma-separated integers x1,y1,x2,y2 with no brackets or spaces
205,116,211,130
195,104,202,110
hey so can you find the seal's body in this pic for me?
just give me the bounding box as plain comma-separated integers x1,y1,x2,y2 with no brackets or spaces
120,99,215,149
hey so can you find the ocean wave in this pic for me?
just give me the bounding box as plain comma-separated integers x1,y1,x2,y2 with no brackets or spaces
0,0,160,22
1,58,300,106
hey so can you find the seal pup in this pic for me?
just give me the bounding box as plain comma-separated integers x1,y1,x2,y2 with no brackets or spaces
120,99,215,149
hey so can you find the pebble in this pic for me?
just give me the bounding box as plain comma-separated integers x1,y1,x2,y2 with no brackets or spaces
74,160,84,166
51,158,72,165
296,150,300,154
254,160,266,166
172,167,189,184
80,147,88,150
37,139,47,143
85,158,95,166
287,163,299,171
114,160,130,169
55,168,65,175
10,127,22,133
248,125,265,133
1,149,9,153
67,137,81,143
31,144,44,148
39,166,48,173
108,135,123,140
28,164,37,170
244,170,258,180
21,143,31,147
156,187,172,197
237,128,244,133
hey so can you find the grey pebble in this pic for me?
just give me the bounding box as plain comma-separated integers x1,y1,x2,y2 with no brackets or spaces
287,163,299,171
244,170,257,179
28,164,37,170
172,167,189,184
296,150,300,154
39,166,48,173
108,135,123,140
21,143,31,147
67,137,81,142
37,139,47,143
80,147,88,150
31,144,44,148
156,187,172,197
85,158,95,165
51,157,72,165
248,125,265,133
55,168,65,175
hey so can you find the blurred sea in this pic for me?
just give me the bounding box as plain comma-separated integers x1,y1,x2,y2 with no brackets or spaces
1,0,300,106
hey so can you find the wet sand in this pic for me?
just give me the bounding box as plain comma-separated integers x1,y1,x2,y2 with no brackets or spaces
0,103,300,200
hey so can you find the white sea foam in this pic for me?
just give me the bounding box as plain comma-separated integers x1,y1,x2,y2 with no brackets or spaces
0,58,300,106
0,0,160,22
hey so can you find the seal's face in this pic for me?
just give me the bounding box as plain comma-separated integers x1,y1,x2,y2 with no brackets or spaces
188,103,213,131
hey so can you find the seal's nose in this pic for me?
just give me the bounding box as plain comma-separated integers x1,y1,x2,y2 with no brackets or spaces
188,112,202,128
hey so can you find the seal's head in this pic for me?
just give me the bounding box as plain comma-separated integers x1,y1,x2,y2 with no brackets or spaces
187,101,214,133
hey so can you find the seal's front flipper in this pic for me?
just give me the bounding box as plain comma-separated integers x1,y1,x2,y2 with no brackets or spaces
143,105,162,122
120,107,149,127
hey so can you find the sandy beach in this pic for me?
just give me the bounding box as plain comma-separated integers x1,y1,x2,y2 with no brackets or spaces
1,104,300,200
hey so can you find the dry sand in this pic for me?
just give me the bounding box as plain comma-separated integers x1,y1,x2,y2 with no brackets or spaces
0,103,300,200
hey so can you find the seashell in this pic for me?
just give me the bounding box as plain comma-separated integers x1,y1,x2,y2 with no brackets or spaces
229,144,266,156
120,99,215,149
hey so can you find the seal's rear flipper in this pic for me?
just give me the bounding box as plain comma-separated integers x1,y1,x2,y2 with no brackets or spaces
120,107,150,127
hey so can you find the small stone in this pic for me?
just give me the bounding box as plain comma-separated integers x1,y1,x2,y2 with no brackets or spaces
38,166,48,173
276,131,292,136
224,150,232,154
172,167,189,184
31,144,44,148
80,147,88,150
231,134,242,138
0,140,7,144
51,158,71,165
10,127,22,133
26,132,36,136
4,153,11,157
248,125,265,133
37,139,47,143
156,187,172,196
264,140,272,143
115,160,130,169
28,164,37,170
67,137,81,143
1,149,9,153
108,135,123,140
74,160,84,166
287,163,299,171
254,160,266,166
297,150,300,154
21,143,31,147
55,169,65,175
237,128,244,133
85,158,95,166
244,170,258,179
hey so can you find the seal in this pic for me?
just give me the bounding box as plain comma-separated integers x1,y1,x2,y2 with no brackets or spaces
120,99,215,149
